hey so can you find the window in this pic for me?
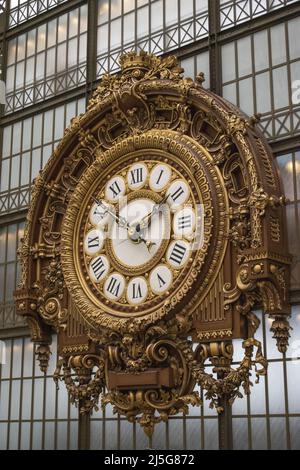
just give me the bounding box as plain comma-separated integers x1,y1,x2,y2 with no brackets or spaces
0,97,86,214
6,5,87,113
96,0,209,76
220,0,299,30
221,18,300,140
9,0,69,29
0,221,25,329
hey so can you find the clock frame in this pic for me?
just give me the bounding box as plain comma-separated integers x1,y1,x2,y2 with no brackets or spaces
15,52,291,437
61,137,227,332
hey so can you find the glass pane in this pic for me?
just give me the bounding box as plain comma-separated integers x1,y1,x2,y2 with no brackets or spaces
10,155,20,189
69,9,79,38
58,14,68,43
233,418,248,450
98,0,109,24
22,379,33,419
22,119,32,151
124,13,135,44
17,34,26,61
204,419,218,450
12,122,22,155
97,24,109,55
57,422,68,449
20,422,30,450
255,72,271,113
270,418,287,450
273,66,289,109
0,381,9,420
80,4,88,32
19,152,29,187
124,0,135,13
151,0,163,32
181,57,194,78
254,30,269,72
239,77,254,115
166,0,178,25
267,362,285,414
110,19,122,48
277,154,294,201
186,419,201,450
47,19,57,48
137,6,149,38
180,0,193,18
111,0,122,19
68,38,78,67
57,43,66,73
251,418,268,450
237,36,252,77
271,24,286,66
37,24,46,52
7,38,17,66
222,43,236,83
169,419,184,449
289,17,300,60
27,30,36,57
44,422,55,450
10,380,21,419
43,110,54,144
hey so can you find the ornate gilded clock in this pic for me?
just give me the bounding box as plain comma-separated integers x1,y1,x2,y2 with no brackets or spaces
15,52,291,438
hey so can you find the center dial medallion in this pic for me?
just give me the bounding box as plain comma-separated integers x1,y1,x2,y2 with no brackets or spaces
80,156,202,314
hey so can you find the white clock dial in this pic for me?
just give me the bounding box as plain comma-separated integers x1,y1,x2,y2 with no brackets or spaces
90,201,111,226
105,176,126,203
149,265,173,295
166,240,190,269
84,229,105,256
127,277,148,305
173,207,196,238
149,164,172,192
89,255,110,283
167,179,190,207
104,273,125,301
110,198,170,268
127,163,148,190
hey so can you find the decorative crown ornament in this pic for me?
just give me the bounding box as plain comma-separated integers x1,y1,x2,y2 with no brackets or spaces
15,51,291,438
119,50,157,71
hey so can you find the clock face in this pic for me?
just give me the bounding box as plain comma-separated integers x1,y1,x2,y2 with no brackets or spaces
61,131,228,332
77,156,204,315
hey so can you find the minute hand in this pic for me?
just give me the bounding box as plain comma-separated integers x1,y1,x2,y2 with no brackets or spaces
91,196,130,230
139,193,169,229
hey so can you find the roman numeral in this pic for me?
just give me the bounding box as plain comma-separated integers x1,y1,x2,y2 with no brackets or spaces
169,242,187,265
93,206,106,219
178,215,192,230
91,257,105,280
88,235,100,248
130,168,143,185
109,181,121,198
132,283,142,299
156,169,164,185
171,186,184,202
157,274,166,289
106,277,120,297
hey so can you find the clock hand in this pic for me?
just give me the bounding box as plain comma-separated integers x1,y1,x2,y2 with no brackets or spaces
91,196,130,230
139,193,170,230
117,232,156,252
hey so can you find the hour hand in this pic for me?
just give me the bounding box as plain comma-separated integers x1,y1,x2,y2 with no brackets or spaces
139,193,169,229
